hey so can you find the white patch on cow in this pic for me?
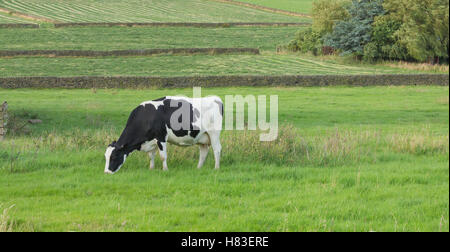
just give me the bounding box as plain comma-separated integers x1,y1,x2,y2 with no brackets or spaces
166,126,196,146
140,100,164,109
165,96,189,102
140,139,158,152
104,146,115,173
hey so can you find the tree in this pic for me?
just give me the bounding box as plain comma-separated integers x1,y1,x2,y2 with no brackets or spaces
286,0,350,55
363,15,409,61
324,0,385,56
312,0,351,35
383,0,449,63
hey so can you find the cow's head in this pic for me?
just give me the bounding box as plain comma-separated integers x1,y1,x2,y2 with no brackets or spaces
104,141,128,174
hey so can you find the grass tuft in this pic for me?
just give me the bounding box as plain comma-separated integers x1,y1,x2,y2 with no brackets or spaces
382,61,450,73
1,124,447,172
0,204,15,232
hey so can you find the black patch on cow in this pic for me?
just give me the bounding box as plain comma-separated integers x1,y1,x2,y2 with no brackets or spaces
153,97,166,101
189,108,201,138
189,130,200,138
163,99,200,138
112,98,201,158
157,141,163,151
107,145,127,173
115,104,167,156
109,141,117,147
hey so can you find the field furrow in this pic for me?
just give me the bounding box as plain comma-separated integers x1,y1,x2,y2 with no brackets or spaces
0,26,303,51
0,0,310,23
236,0,314,14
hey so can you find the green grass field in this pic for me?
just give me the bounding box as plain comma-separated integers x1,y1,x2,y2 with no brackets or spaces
0,86,448,231
0,53,445,78
0,0,448,233
0,26,303,51
238,0,314,14
0,0,309,23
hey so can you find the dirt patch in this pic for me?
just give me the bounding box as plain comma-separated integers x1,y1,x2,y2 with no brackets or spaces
0,48,260,58
0,23,39,28
0,7,58,23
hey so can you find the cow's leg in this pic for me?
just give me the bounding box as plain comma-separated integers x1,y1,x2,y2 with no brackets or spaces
148,149,156,170
209,131,222,170
197,144,209,169
158,141,168,171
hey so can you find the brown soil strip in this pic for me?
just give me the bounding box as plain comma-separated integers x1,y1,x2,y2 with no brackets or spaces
0,7,59,23
0,23,39,28
209,0,312,18
0,48,260,58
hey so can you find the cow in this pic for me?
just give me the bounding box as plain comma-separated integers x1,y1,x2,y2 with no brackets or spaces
104,96,223,174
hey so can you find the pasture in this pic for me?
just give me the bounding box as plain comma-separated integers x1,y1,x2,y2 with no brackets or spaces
0,0,309,23
237,0,314,14
1,25,444,78
2,53,441,78
0,0,448,232
0,86,449,231
0,26,303,51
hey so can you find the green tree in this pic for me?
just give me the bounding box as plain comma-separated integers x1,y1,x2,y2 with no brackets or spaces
384,0,449,63
363,16,409,61
324,0,385,56
312,0,351,35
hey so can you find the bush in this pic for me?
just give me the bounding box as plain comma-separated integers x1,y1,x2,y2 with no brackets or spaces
287,28,322,55
363,42,379,62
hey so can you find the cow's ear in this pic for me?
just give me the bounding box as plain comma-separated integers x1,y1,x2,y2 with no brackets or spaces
109,141,117,147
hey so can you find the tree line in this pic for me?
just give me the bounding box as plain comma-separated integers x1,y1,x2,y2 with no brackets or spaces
287,0,449,64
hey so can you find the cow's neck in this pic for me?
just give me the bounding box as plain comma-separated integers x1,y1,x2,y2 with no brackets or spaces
116,127,144,155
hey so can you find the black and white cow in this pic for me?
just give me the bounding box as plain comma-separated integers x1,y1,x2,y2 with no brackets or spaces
104,96,223,174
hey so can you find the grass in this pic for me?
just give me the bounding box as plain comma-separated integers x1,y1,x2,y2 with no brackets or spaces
381,61,450,74
0,204,15,232
0,86,448,231
0,10,32,23
0,0,309,23
237,0,314,14
2,52,446,77
0,26,303,52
